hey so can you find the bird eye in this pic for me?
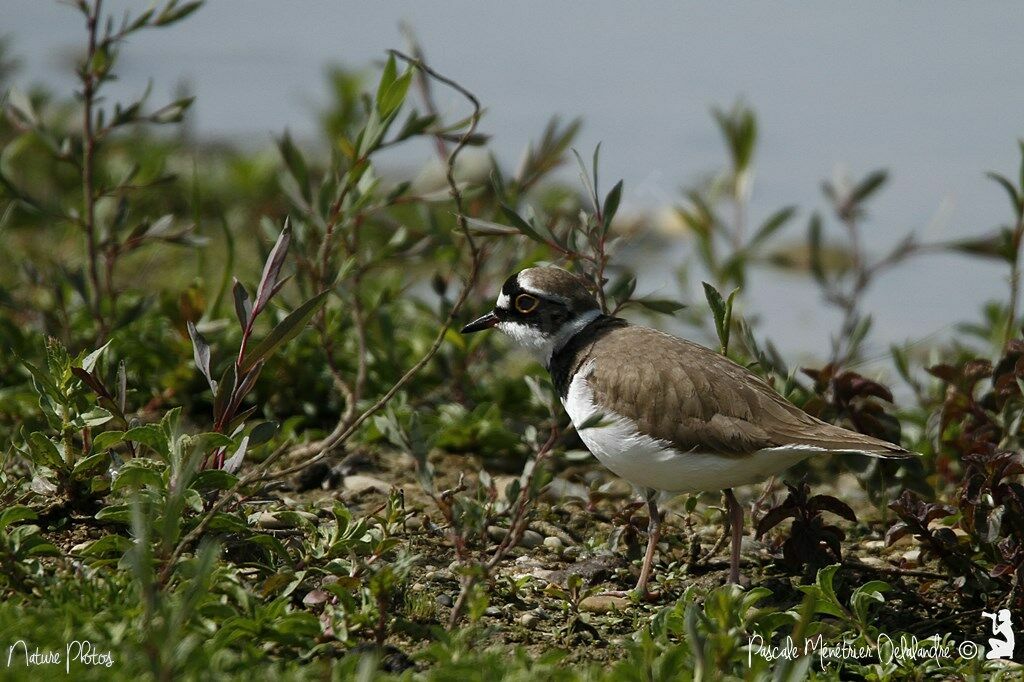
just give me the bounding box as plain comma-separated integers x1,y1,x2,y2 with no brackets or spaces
515,294,539,314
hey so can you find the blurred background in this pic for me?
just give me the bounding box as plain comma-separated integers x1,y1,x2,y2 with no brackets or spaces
9,1,1024,363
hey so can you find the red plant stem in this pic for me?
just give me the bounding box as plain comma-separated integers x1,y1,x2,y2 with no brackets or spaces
82,0,106,336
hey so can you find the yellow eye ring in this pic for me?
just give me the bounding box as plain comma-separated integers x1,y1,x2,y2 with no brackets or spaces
515,294,539,314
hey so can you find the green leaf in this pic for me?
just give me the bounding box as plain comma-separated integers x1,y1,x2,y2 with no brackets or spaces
95,504,132,524
154,1,202,26
77,534,133,558
79,340,111,373
190,469,239,492
376,54,398,110
498,204,546,243
379,71,412,119
247,533,291,562
0,505,37,531
702,282,738,354
22,360,61,404
808,213,826,284
987,171,1023,220
602,180,623,232
112,460,166,492
123,425,170,456
849,169,889,205
249,421,278,446
277,131,310,203
92,431,125,452
27,432,64,469
749,205,796,249
634,298,686,315
240,290,329,372
254,220,292,317
80,408,113,428
72,452,110,479
205,512,248,533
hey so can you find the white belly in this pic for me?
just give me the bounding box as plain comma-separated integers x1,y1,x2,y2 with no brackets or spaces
563,364,811,493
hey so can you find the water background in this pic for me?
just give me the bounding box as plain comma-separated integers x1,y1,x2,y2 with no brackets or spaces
7,1,1024,369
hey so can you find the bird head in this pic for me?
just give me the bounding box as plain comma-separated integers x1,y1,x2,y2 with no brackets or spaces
460,267,602,365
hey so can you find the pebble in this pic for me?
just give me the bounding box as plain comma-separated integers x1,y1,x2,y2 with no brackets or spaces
343,474,391,494
579,595,630,614
410,582,426,592
256,512,292,529
518,612,540,627
562,545,582,560
484,606,501,617
404,516,424,531
486,526,543,548
543,536,564,552
303,589,329,607
435,594,454,608
521,530,543,548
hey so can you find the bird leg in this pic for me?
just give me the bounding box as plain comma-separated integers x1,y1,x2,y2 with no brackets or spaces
633,495,662,597
602,492,661,600
724,488,743,584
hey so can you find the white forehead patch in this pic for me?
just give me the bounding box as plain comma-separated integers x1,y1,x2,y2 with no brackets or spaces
496,291,511,309
517,271,569,304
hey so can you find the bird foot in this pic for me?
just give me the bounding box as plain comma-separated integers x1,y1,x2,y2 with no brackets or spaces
598,588,662,602
725,572,751,588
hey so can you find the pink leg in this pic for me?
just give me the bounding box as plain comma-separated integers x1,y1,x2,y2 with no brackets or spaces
724,488,743,584
633,496,661,596
601,492,662,600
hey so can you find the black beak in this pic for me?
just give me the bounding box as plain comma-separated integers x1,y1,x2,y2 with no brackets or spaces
460,310,499,333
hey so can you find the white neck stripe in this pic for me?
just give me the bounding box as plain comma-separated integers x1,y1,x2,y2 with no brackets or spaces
545,309,601,368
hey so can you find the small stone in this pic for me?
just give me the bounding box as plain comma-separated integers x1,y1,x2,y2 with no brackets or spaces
902,549,921,565
343,474,390,494
435,594,454,608
543,536,564,552
579,595,630,613
487,526,542,548
562,545,582,560
520,530,543,548
256,512,292,529
303,589,329,607
484,606,501,617
410,582,426,592
519,612,540,627
487,525,509,542
404,516,424,531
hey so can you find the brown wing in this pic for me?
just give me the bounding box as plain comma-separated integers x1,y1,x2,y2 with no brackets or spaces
579,325,909,457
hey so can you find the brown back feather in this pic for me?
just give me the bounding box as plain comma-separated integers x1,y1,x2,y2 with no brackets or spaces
567,325,910,457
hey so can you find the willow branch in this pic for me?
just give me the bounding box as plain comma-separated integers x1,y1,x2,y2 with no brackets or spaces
278,50,482,474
